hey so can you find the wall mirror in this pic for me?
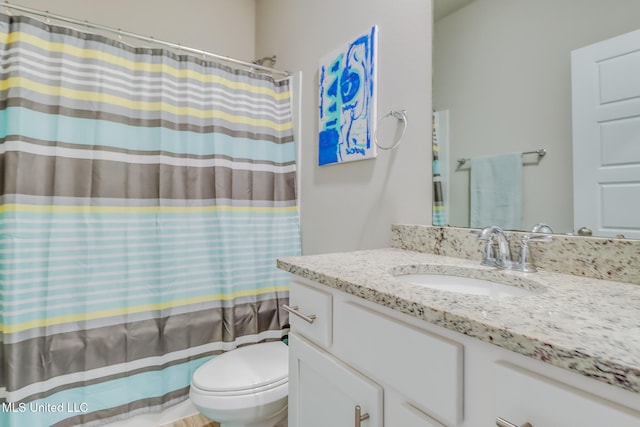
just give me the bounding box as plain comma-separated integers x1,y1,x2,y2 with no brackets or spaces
432,0,640,238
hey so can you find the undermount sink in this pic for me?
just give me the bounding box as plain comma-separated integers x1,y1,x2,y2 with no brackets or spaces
392,266,545,298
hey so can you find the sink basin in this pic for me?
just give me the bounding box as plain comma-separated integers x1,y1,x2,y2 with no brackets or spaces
393,267,545,298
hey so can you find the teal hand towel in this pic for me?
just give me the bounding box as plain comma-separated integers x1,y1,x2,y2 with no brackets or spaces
470,152,523,230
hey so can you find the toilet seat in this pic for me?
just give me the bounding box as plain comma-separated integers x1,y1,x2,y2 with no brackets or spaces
190,341,289,426
192,341,288,396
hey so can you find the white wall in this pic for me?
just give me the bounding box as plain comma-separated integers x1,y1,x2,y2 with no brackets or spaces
255,0,433,254
6,0,256,61
433,0,640,233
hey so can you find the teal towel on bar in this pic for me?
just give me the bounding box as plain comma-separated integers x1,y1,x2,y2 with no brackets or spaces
470,152,523,230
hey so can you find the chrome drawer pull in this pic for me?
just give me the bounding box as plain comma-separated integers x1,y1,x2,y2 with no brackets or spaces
355,405,370,426
282,304,316,324
496,417,532,427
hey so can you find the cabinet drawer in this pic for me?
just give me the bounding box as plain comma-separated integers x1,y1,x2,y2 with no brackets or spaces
286,278,332,347
495,362,640,427
334,301,463,426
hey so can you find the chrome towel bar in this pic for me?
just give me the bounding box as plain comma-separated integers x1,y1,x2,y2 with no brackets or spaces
457,148,546,167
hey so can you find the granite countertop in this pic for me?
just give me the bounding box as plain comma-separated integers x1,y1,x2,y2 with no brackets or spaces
277,248,640,394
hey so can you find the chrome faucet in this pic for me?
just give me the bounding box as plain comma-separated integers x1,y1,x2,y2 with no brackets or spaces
476,226,513,268
476,226,551,272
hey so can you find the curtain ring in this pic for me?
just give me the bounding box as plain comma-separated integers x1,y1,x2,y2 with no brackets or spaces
374,109,408,150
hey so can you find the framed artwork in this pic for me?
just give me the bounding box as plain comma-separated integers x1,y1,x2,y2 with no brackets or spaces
318,26,378,166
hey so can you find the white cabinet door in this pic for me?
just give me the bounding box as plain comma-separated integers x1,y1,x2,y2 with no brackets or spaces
495,362,640,427
572,28,640,238
288,333,383,427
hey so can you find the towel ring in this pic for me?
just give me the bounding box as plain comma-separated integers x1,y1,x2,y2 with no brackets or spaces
374,109,407,150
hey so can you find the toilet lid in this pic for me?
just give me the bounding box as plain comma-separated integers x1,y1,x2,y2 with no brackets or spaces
193,341,288,393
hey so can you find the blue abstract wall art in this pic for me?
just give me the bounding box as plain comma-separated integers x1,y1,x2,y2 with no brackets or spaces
318,26,378,166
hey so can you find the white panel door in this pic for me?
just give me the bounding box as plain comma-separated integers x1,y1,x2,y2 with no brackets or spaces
572,29,640,238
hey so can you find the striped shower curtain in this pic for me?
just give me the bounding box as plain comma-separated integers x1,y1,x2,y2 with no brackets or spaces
0,13,300,427
432,111,446,226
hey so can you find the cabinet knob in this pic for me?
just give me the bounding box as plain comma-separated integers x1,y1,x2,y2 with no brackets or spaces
496,417,532,427
281,304,316,324
355,405,370,426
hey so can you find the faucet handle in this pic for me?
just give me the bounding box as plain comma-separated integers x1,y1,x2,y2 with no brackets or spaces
516,234,551,272
523,234,552,243
530,223,553,233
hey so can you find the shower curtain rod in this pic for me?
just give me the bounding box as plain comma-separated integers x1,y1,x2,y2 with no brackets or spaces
2,1,291,77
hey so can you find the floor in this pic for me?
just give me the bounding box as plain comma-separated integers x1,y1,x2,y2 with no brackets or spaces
163,413,220,427
165,412,288,427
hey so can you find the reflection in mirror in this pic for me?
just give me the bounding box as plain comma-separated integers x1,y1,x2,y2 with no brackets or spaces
432,0,640,238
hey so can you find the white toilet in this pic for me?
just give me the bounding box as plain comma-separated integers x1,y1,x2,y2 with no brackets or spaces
189,341,289,427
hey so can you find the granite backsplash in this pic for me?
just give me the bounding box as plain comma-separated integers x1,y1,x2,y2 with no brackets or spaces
391,225,640,285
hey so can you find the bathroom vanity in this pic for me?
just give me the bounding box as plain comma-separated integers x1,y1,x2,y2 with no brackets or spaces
278,243,640,427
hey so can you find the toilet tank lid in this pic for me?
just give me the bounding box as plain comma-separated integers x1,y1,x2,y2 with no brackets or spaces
193,341,288,393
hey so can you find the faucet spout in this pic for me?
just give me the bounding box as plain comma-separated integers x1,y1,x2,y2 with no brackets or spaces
492,229,513,269
476,226,513,269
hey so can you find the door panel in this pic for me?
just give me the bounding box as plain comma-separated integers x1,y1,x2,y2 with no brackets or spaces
572,28,640,238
